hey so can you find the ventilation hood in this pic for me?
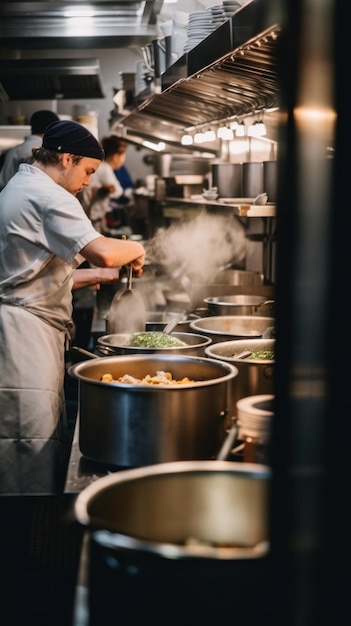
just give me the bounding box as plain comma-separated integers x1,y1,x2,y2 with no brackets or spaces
0,1,164,49
113,1,281,153
0,58,105,100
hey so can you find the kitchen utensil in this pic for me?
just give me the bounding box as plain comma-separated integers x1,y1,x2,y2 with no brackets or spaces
234,350,253,360
107,264,146,334
216,419,239,460
67,354,238,467
162,317,179,335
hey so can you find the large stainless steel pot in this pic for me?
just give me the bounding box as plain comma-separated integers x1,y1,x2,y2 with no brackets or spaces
205,338,275,413
97,331,211,356
74,461,272,625
188,270,264,309
190,315,275,343
204,295,275,317
68,354,238,467
212,269,264,286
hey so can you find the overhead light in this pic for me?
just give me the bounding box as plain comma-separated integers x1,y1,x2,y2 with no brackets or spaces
217,126,233,140
142,140,166,151
203,129,216,142
194,132,205,144
248,119,267,137
181,133,193,145
236,121,246,137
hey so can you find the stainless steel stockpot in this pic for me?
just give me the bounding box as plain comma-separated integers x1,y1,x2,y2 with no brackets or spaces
75,460,271,557
204,295,275,317
190,315,275,343
74,460,272,624
205,338,275,413
68,354,238,467
96,331,211,356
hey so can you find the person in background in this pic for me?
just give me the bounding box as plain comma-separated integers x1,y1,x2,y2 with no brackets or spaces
83,134,133,235
0,120,145,495
0,109,60,190
114,162,134,200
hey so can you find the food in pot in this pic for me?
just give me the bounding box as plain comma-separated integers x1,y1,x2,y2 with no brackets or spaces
232,349,274,360
128,331,187,348
100,370,194,385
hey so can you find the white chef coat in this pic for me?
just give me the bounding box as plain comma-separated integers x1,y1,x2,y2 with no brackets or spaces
0,163,101,494
88,160,123,199
0,134,43,191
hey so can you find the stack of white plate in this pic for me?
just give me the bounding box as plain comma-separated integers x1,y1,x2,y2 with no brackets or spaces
221,0,243,17
184,10,214,53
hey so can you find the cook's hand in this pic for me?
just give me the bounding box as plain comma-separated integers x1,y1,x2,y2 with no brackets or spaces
97,267,121,283
131,254,145,277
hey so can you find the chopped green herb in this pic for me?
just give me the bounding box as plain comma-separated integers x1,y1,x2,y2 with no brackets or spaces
128,332,187,348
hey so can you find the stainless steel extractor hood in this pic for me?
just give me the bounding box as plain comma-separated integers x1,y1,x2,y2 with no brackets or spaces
0,1,164,49
0,58,105,100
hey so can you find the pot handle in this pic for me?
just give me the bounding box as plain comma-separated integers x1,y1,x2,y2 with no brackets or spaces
71,346,99,360
216,419,238,460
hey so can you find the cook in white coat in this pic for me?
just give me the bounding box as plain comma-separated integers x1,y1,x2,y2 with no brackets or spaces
0,109,59,191
0,120,145,494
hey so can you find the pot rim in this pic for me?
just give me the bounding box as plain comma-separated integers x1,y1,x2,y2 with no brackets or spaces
67,354,238,389
190,315,275,338
205,338,275,363
74,460,271,560
204,295,269,306
97,331,212,351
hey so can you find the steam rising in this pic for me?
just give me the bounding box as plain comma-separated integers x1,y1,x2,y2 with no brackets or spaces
147,211,247,284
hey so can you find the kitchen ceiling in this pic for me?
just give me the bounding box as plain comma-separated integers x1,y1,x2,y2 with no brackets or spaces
0,1,165,49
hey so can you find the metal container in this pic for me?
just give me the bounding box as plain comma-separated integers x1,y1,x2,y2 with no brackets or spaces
190,316,275,344
211,269,264,286
263,160,278,203
204,295,275,317
189,270,264,309
205,338,275,412
74,461,271,624
97,331,211,356
211,163,243,198
242,162,264,198
68,354,238,467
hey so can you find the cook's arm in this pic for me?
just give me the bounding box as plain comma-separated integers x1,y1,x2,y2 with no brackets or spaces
72,267,122,290
80,236,145,277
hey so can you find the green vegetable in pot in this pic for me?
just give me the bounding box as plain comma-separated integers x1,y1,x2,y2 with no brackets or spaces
128,332,187,348
233,349,274,360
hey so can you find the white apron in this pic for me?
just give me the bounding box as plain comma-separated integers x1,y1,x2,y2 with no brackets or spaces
0,304,71,494
0,164,101,494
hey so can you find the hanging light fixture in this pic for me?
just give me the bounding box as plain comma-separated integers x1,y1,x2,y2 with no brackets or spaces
203,129,216,142
236,120,246,137
194,131,205,143
181,133,193,145
221,126,234,140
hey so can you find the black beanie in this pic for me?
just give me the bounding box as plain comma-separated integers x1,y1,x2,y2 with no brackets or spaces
30,110,60,134
42,120,105,161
